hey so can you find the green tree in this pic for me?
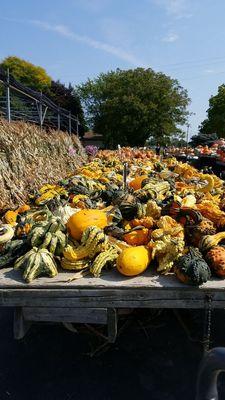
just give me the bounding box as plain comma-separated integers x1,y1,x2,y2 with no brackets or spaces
200,84,225,137
47,80,86,134
77,68,190,147
190,132,218,147
0,56,51,91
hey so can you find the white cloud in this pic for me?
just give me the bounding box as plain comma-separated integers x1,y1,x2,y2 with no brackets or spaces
162,32,179,42
153,0,192,18
29,20,146,67
204,69,215,74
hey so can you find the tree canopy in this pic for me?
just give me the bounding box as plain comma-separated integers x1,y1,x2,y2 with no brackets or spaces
199,84,225,137
77,68,190,147
0,56,51,91
189,132,218,147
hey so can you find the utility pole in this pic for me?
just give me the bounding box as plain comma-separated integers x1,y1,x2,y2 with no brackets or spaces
186,123,190,160
68,111,72,134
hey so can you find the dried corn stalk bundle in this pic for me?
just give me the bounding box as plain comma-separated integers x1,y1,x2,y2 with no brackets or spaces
0,119,87,211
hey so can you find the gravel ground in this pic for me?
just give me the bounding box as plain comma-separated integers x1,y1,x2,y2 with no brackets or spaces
0,307,225,400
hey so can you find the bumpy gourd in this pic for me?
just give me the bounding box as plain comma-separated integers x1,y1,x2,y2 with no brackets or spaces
90,246,119,277
151,235,185,273
124,228,151,246
206,246,225,277
174,247,211,285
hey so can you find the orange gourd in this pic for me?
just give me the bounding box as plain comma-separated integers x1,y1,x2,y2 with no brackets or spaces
124,228,151,246
129,175,148,191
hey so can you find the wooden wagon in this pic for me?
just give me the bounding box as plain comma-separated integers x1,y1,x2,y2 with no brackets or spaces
0,268,224,343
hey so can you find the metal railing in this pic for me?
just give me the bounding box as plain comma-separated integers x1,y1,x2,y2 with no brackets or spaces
0,68,80,134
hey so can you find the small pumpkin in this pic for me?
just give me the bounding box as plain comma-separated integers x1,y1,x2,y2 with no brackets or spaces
117,246,151,276
129,175,148,191
124,228,151,246
67,209,108,240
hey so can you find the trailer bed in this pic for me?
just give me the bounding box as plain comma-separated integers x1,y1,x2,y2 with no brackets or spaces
1,268,225,340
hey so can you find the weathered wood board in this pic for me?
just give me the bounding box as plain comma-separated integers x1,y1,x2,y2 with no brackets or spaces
0,268,225,309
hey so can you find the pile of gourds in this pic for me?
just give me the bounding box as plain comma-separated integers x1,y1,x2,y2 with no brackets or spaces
1,149,225,286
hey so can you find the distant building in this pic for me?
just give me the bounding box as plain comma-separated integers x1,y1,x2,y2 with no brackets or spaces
81,131,103,148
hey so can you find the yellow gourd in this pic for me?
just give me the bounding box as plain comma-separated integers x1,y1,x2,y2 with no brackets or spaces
4,210,18,226
117,246,151,276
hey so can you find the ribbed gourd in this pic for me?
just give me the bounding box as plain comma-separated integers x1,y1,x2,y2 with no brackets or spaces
90,246,119,277
63,226,108,263
14,247,58,283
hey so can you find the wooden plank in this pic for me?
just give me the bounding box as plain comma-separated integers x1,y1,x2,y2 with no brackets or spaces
22,307,107,324
1,268,225,290
107,308,117,343
14,308,31,340
1,289,225,309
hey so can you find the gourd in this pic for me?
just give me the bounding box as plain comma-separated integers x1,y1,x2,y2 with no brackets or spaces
174,247,211,285
53,204,77,224
28,217,67,256
135,181,170,203
130,216,154,229
112,192,138,221
61,258,90,271
206,246,225,277
198,174,214,193
185,218,216,247
124,228,151,246
151,235,185,273
0,239,30,269
67,209,108,240
17,205,30,214
14,247,58,283
0,224,14,244
90,246,119,277
4,210,18,226
199,232,225,253
117,246,151,276
63,226,108,261
129,175,148,191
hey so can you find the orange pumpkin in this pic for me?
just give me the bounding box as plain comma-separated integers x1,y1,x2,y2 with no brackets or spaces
67,209,108,240
129,175,148,191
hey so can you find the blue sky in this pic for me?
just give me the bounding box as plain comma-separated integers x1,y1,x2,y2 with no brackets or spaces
1,0,225,137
